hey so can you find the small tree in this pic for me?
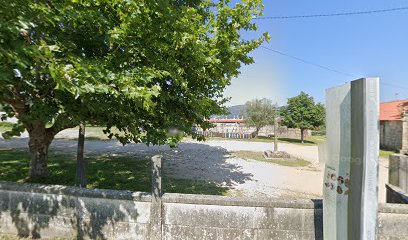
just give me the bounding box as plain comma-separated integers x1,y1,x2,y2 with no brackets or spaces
243,99,276,136
280,92,325,143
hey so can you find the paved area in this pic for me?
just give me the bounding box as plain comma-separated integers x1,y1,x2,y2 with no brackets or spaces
0,134,389,201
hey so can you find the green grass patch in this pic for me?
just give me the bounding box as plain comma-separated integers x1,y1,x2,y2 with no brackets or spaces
0,122,14,133
232,151,311,167
0,149,228,195
379,149,397,159
56,126,111,140
278,137,316,145
305,135,326,144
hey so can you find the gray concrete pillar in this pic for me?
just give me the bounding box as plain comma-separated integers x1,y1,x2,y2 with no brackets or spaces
348,78,379,240
389,154,408,193
150,155,163,240
324,78,379,240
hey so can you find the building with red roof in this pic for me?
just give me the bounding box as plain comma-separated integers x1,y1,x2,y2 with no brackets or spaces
208,119,244,124
380,100,408,151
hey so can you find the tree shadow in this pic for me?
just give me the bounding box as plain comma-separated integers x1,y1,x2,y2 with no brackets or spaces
312,199,323,240
0,140,254,195
0,139,256,238
278,137,316,145
0,183,149,239
81,142,254,194
156,142,254,187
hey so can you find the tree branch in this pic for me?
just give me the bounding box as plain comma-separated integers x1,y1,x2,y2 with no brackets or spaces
47,113,78,136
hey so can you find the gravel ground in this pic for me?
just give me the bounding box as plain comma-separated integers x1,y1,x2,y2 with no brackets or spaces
0,133,388,201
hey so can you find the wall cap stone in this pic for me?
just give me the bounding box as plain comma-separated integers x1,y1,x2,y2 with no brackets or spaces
0,181,151,202
2,181,408,214
379,202,408,214
163,193,322,209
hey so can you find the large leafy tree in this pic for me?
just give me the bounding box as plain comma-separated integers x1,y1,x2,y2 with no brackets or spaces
280,92,325,143
243,98,276,136
0,0,267,178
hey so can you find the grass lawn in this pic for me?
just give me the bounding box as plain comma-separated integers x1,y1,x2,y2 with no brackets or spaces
60,126,112,140
0,149,228,195
379,149,397,159
0,123,119,141
0,122,14,133
232,151,311,167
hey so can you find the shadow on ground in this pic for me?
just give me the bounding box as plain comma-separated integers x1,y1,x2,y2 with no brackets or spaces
279,137,316,145
0,140,253,195
0,139,255,239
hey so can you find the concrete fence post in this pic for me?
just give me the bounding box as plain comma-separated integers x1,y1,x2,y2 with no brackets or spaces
150,155,163,240
324,78,379,240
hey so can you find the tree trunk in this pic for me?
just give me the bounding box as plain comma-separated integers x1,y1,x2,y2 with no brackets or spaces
255,128,260,137
28,125,53,179
301,129,305,143
76,122,87,188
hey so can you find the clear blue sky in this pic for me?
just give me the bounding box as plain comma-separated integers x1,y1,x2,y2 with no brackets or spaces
225,0,408,106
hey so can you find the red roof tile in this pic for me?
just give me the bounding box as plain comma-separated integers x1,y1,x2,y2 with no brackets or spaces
380,100,408,121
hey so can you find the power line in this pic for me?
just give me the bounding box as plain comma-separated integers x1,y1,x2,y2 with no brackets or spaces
260,46,408,91
254,6,408,20
260,46,356,78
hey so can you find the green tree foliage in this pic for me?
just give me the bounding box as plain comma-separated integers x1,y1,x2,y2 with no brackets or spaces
0,0,268,178
243,98,276,136
280,92,325,143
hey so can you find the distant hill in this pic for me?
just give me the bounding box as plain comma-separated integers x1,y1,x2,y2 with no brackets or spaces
212,105,245,119
227,105,245,117
211,104,285,119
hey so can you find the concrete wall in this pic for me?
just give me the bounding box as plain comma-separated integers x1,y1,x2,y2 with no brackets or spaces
199,124,310,139
386,184,408,204
380,120,403,151
402,114,408,154
162,194,322,240
389,154,408,193
1,181,408,240
0,182,152,239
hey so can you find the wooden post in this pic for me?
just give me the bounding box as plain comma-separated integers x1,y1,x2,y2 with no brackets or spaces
150,155,163,240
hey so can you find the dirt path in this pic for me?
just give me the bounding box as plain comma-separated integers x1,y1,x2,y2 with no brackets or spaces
0,138,388,201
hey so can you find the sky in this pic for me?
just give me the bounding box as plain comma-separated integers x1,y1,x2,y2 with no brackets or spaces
224,0,408,106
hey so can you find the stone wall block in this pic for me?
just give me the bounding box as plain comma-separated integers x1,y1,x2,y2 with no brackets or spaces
378,212,408,236
389,154,408,193
164,203,256,229
163,225,217,240
77,196,150,224
272,208,306,231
